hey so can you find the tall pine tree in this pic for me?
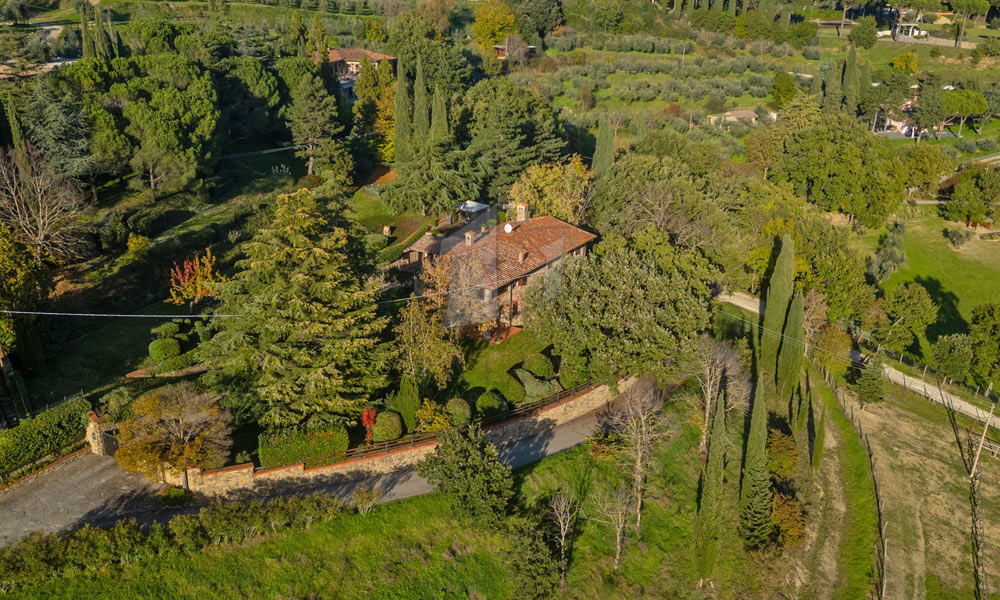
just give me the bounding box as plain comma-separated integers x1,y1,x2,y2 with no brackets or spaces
739,373,773,548
697,390,727,581
393,61,412,164
286,75,343,175
430,85,449,145
760,234,795,386
843,44,859,115
200,189,391,429
593,116,614,177
776,290,805,405
412,56,430,140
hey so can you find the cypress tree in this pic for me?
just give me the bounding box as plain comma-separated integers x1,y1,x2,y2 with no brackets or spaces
859,60,872,104
740,374,773,548
390,374,420,433
412,56,430,139
79,4,95,60
711,0,723,13
823,60,843,111
843,45,859,115
697,391,727,580
430,85,449,145
393,62,412,164
760,234,794,385
93,5,109,60
809,70,822,97
727,0,737,16
776,290,804,405
636,110,647,143
593,116,614,177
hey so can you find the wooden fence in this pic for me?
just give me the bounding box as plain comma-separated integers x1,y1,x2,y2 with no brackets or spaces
337,380,600,462
821,368,889,600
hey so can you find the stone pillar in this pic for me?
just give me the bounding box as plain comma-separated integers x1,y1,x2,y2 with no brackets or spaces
85,411,118,456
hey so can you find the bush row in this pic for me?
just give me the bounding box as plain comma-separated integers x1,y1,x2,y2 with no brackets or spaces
0,398,90,478
258,427,349,468
0,493,348,592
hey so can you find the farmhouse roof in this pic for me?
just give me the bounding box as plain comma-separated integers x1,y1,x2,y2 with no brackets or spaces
408,232,442,255
725,109,759,119
444,216,596,290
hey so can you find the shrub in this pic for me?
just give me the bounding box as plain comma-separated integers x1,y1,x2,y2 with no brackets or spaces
944,226,974,247
148,338,181,363
956,139,978,154
515,369,561,403
415,400,451,433
364,232,388,251
371,411,403,442
445,397,471,425
977,137,998,152
126,233,151,258
158,487,191,507
151,322,180,339
558,355,589,388
522,353,555,379
376,244,403,264
101,388,134,422
766,429,798,481
477,390,505,417
99,212,128,251
258,426,349,468
0,398,90,477
499,372,526,406
772,493,806,547
802,46,820,60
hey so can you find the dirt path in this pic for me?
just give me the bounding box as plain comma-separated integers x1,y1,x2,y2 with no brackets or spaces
848,390,1000,598
808,413,847,600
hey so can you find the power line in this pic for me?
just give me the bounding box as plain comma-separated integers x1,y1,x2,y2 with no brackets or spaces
0,310,240,318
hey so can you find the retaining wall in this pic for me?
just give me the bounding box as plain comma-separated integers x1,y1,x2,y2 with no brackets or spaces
149,377,635,497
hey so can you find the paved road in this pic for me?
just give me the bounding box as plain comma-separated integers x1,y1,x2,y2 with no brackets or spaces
716,292,998,430
0,400,608,546
0,452,161,546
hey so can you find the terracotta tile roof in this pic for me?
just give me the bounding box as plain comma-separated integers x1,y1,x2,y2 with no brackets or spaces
408,232,441,254
444,216,596,290
326,48,395,64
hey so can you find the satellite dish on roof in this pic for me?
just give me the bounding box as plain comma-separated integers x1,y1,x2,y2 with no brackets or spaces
503,223,513,234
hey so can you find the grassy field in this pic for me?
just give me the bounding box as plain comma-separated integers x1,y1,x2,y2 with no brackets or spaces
452,329,553,404
842,373,1000,597
868,215,1000,359
10,494,516,600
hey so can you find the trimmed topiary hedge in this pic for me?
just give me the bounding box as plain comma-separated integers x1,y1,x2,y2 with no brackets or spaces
445,397,471,426
522,353,555,379
515,369,562,403
148,338,181,363
0,398,90,477
372,411,403,442
476,391,505,417
258,426,350,468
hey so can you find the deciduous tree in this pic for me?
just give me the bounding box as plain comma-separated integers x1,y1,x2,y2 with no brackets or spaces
932,333,973,384
0,223,47,359
508,156,592,224
168,248,228,312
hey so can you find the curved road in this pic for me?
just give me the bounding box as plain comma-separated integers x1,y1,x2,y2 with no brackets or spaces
717,291,998,430
0,399,607,546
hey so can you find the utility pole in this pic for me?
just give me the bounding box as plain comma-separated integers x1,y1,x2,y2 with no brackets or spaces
970,403,995,600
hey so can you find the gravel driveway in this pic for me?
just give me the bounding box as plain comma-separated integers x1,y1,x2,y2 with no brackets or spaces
0,452,162,546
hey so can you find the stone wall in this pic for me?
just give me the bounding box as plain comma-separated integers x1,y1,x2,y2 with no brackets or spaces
106,378,634,498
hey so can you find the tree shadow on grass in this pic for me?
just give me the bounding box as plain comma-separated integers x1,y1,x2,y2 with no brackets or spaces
915,275,967,345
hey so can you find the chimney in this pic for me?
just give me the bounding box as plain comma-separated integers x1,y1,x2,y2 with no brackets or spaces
465,231,474,246
516,203,528,222
518,251,528,263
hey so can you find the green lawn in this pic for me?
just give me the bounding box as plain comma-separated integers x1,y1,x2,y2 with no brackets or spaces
454,329,552,405
874,216,1000,359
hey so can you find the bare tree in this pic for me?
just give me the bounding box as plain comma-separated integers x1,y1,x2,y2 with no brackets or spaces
803,289,829,353
591,483,630,570
688,336,750,453
548,489,580,589
607,376,667,534
352,487,384,515
0,145,83,261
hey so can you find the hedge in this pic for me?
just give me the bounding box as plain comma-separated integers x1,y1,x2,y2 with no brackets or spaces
0,493,348,592
376,244,404,264
258,426,349,468
148,338,181,363
445,397,471,426
515,369,561,404
476,391,505,417
521,353,555,380
0,398,90,477
372,411,402,442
